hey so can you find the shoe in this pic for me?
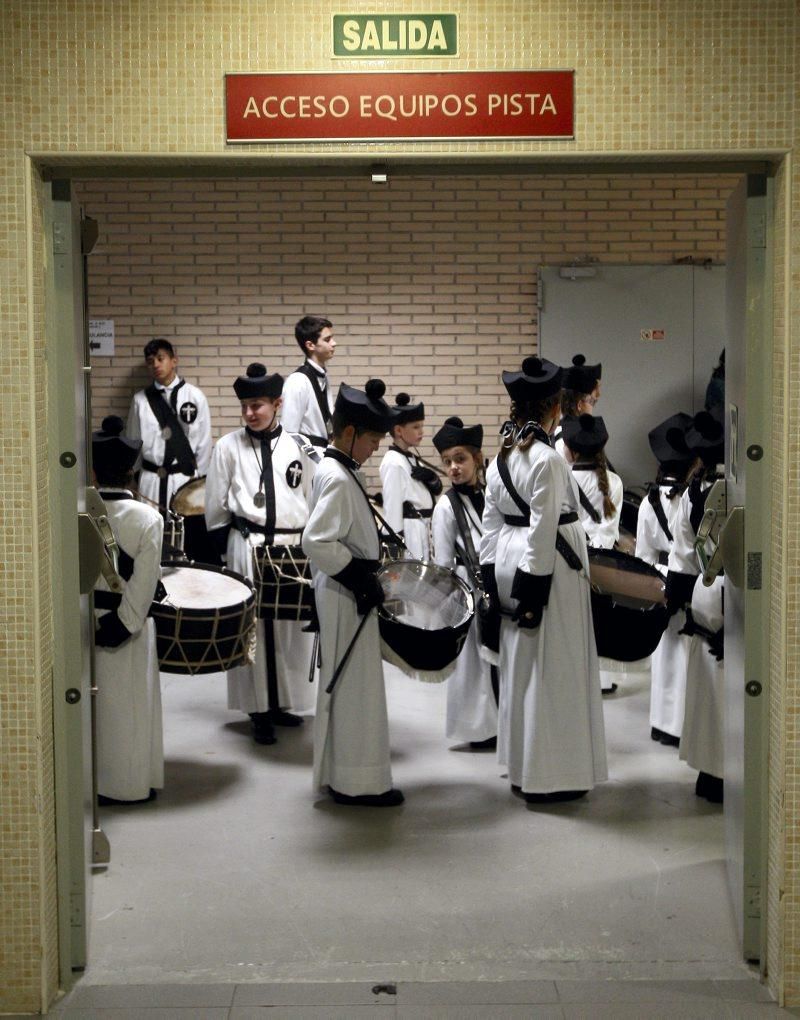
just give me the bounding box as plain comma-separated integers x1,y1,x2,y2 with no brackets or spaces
602,683,619,695
267,709,304,727
329,787,405,807
651,727,665,742
469,736,497,750
659,732,680,747
98,788,156,806
249,712,277,745
695,771,724,804
523,789,588,804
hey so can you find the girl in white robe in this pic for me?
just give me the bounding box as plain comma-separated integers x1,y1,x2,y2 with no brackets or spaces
379,393,440,561
552,354,602,461
635,411,694,745
92,416,164,804
303,379,403,807
480,357,607,804
430,417,498,747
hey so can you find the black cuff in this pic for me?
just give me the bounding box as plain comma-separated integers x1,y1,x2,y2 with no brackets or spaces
510,569,553,610
665,570,697,613
332,558,373,594
208,525,231,559
481,563,498,599
95,611,133,649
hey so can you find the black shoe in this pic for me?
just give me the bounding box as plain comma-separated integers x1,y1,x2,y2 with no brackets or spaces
651,726,666,742
602,683,619,696
659,732,681,747
329,787,405,807
98,788,156,806
469,736,497,750
524,789,588,804
695,771,724,804
267,709,304,727
249,712,277,745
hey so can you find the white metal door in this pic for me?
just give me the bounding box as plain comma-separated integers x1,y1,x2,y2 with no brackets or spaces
723,174,771,964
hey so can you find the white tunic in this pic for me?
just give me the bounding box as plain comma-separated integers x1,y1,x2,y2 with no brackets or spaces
480,443,607,794
636,484,691,737
280,361,334,444
205,427,317,714
127,378,212,508
669,481,725,778
94,491,164,801
432,490,498,744
379,446,434,561
571,465,624,550
302,452,393,797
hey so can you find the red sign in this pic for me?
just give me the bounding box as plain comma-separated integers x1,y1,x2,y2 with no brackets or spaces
226,71,574,142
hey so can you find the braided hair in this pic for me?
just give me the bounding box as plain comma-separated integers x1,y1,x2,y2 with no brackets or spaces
499,395,561,461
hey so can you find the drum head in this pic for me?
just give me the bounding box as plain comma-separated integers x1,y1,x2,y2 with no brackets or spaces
170,476,206,517
160,562,253,608
588,547,666,609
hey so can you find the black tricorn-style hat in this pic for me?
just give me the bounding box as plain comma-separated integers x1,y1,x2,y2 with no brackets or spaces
562,354,602,393
92,415,141,475
432,416,484,454
502,356,563,403
233,362,284,400
648,412,693,466
334,379,395,433
561,414,609,457
685,408,725,465
392,392,425,425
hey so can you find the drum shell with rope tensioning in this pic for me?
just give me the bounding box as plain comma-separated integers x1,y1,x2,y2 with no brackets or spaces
151,561,256,674
251,543,315,621
588,546,670,662
376,558,475,682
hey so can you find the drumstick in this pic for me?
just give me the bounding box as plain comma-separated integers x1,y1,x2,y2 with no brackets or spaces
325,609,373,695
308,629,320,684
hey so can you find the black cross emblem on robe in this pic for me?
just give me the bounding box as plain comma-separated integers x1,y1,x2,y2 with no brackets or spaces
286,461,303,488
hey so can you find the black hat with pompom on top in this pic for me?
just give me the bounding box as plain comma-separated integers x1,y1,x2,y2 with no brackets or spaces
562,354,602,393
391,391,425,425
432,415,484,454
233,362,284,400
502,356,563,402
92,415,142,477
334,378,396,433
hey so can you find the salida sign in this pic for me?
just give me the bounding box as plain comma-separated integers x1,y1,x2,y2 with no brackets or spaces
225,71,574,142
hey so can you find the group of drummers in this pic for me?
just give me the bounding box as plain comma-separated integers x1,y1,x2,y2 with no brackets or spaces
90,315,726,811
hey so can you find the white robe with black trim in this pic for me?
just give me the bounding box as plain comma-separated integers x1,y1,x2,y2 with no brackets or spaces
94,492,164,801
303,453,393,797
205,427,317,715
379,447,434,561
480,442,607,795
432,491,497,743
280,362,334,443
126,378,212,509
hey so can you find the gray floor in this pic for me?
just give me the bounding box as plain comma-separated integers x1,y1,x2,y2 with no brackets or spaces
44,664,794,1017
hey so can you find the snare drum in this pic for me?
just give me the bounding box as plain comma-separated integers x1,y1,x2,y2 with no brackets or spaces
251,544,314,621
377,558,474,682
151,561,256,675
588,547,669,662
170,476,206,517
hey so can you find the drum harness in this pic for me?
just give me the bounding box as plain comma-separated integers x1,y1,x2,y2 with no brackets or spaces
142,382,199,511
389,444,443,518
93,492,167,613
295,361,333,448
679,477,725,659
570,464,603,525
647,483,674,566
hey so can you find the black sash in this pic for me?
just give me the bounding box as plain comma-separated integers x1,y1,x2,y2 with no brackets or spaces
296,362,332,439
688,477,709,535
144,381,197,510
571,466,602,524
648,483,673,542
496,455,582,572
445,488,483,591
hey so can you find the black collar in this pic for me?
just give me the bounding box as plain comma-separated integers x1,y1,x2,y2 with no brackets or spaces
325,446,360,470
304,359,327,378
571,462,596,471
390,443,414,460
245,424,282,442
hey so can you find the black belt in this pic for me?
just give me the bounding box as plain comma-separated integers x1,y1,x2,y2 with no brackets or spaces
402,501,433,520
141,459,185,477
658,551,669,567
503,511,579,527
232,514,303,539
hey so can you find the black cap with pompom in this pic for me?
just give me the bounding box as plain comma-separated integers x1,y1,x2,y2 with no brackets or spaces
233,362,284,400
563,353,602,393
648,411,693,467
391,391,425,424
502,356,563,402
92,415,142,480
334,378,395,433
561,413,609,457
432,415,483,454
685,407,725,465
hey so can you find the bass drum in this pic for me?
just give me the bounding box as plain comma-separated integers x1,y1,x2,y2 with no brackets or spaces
377,558,474,683
588,547,670,662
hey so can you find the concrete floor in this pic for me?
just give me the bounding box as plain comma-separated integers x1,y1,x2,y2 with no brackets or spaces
46,663,792,1016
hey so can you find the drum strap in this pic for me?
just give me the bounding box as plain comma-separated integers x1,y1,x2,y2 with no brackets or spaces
496,456,583,573
144,381,198,510
648,483,673,542
446,488,483,591
571,471,602,524
688,477,709,535
296,362,332,437
288,431,322,464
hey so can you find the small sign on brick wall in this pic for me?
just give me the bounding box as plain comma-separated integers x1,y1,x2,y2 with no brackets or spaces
89,319,115,356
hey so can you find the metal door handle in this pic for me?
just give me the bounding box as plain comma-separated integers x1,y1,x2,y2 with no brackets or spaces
78,487,124,594
719,505,746,588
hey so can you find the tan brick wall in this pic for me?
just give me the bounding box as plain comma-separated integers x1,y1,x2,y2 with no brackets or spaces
77,172,738,486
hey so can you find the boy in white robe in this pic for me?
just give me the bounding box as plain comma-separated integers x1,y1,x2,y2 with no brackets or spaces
379,393,441,561
205,363,317,745
92,416,165,804
281,315,336,450
302,379,404,807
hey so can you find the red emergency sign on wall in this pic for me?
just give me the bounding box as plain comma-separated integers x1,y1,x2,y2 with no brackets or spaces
225,71,574,142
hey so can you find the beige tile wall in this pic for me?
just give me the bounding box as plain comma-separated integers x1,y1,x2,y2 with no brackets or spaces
0,1,796,1012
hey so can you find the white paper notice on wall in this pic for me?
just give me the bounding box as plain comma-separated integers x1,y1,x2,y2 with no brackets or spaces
89,319,115,356
640,328,666,342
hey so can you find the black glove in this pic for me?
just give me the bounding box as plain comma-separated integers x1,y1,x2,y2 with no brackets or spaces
510,569,552,630
665,570,697,617
95,611,132,649
707,627,724,661
332,559,385,616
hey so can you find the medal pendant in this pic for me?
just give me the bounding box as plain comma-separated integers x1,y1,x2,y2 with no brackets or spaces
253,491,266,509
162,426,172,440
